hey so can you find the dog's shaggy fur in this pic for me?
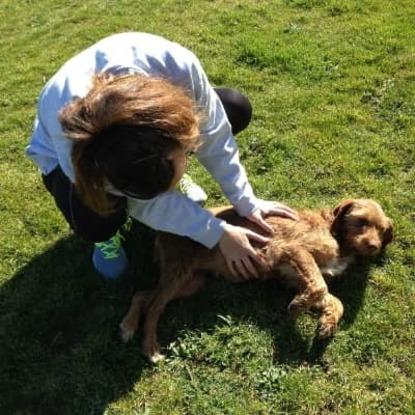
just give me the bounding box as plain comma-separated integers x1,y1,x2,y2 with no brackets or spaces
120,199,393,362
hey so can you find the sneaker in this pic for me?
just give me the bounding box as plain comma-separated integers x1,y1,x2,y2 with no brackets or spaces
92,233,128,279
179,173,207,206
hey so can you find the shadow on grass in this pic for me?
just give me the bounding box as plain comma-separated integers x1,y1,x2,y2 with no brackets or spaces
152,262,372,370
0,230,155,415
0,220,377,414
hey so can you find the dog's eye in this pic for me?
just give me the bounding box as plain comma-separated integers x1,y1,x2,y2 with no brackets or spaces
355,218,369,228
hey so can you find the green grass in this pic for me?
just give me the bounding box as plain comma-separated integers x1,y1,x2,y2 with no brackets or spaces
1,0,414,414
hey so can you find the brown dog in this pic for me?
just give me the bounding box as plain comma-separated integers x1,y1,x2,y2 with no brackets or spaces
120,199,393,362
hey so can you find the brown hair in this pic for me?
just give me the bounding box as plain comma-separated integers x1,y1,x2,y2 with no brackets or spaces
59,73,201,216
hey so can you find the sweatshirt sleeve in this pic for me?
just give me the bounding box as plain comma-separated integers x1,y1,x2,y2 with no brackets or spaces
188,56,259,217
127,190,226,249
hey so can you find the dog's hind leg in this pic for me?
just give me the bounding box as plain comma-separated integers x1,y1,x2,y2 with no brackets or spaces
273,246,328,318
175,271,206,298
142,270,206,363
120,290,153,343
313,293,344,338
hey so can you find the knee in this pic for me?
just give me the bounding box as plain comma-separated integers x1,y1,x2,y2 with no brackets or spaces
215,88,252,135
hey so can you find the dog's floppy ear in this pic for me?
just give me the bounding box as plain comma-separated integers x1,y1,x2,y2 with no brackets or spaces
382,219,394,248
331,199,355,237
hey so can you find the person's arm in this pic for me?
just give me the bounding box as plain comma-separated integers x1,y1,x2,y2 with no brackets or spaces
188,57,258,217
188,55,298,230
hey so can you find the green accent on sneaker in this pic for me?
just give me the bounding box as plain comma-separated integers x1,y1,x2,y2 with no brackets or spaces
94,233,124,260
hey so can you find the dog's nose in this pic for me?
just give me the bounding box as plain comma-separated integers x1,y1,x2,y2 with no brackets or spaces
366,242,380,253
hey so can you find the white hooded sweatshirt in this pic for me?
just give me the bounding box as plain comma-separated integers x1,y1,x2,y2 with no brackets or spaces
26,32,259,248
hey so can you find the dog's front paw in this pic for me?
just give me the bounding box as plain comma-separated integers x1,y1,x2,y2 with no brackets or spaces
317,295,343,339
119,320,136,343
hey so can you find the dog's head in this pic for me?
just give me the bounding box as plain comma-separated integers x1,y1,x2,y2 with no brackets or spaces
331,199,393,256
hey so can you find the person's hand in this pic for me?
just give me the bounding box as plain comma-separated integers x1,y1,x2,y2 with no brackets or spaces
219,223,270,280
246,200,298,234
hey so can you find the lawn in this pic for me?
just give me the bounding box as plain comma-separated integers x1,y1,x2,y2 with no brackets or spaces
0,0,414,414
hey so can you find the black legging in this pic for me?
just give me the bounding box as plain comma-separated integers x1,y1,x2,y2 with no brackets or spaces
42,87,253,242
214,87,252,135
